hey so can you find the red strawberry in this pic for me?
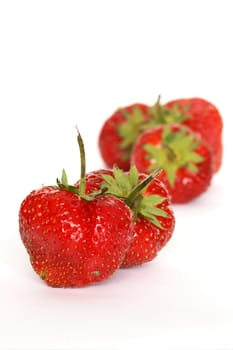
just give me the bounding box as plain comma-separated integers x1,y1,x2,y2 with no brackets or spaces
19,187,134,287
131,124,213,203
75,166,175,268
19,132,134,287
98,103,150,170
151,97,223,173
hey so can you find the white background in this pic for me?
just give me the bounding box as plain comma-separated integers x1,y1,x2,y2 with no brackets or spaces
0,1,232,349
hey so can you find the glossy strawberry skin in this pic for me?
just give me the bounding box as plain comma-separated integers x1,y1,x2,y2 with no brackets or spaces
19,187,134,287
164,97,223,173
75,170,175,268
131,124,213,203
98,103,150,170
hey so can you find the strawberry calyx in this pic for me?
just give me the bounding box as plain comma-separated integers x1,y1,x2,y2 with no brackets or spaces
144,125,205,187
147,96,189,127
56,169,107,201
55,130,107,201
116,97,189,162
117,106,149,160
100,166,169,229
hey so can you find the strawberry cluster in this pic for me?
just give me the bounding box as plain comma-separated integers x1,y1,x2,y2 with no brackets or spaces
19,96,223,288
99,96,223,203
19,132,175,287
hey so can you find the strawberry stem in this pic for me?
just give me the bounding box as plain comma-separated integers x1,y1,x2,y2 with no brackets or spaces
148,95,163,122
55,128,108,201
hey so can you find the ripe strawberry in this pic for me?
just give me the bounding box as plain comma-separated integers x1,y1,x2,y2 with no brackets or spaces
131,124,213,203
75,166,175,268
151,97,223,173
164,98,223,172
98,103,150,170
19,187,134,287
19,133,135,288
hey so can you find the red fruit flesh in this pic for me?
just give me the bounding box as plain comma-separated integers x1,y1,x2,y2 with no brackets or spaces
19,187,134,287
98,103,150,170
165,97,223,172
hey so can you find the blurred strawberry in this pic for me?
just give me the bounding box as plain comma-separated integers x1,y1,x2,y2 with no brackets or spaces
131,124,213,203
150,97,223,172
98,103,150,170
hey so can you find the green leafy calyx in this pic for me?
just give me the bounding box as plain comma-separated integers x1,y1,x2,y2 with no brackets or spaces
147,96,189,127
55,130,107,201
116,97,189,162
117,107,148,160
101,166,169,229
144,126,205,187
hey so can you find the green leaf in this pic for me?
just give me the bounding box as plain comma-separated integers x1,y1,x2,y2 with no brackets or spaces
139,210,163,229
186,163,199,173
129,165,139,188
142,207,168,218
162,127,177,144
144,144,166,165
61,168,68,186
142,206,169,218
141,194,166,207
188,152,205,163
137,194,168,229
113,167,131,193
101,166,141,198
118,107,147,149
101,174,118,187
151,207,170,218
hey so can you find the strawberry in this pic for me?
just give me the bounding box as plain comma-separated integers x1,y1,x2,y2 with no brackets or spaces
98,97,223,173
163,97,223,172
19,132,135,288
75,166,175,268
131,124,213,203
98,103,150,170
150,97,223,173
19,187,134,287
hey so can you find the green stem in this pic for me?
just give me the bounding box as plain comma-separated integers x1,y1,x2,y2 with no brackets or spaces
149,95,163,121
125,168,162,208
